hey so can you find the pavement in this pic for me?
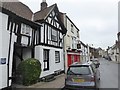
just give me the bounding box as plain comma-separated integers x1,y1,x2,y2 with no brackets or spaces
12,74,65,89
29,74,65,88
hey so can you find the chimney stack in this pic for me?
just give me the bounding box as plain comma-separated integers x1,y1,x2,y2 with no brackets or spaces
41,0,47,10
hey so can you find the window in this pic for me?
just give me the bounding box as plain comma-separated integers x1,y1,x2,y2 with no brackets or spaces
55,51,60,63
51,29,57,41
72,37,77,49
21,24,31,36
67,66,91,75
43,49,49,71
71,24,73,33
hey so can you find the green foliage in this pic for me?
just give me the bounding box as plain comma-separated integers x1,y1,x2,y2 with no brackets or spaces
16,58,41,86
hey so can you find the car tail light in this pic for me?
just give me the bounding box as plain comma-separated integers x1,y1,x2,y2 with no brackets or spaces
65,75,72,81
91,75,95,82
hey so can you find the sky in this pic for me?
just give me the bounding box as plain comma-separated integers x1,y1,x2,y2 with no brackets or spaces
19,0,119,50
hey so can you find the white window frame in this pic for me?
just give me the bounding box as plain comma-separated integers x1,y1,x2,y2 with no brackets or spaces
21,24,31,36
55,51,60,63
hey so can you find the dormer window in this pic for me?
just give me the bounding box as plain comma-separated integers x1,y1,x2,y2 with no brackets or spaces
21,24,31,36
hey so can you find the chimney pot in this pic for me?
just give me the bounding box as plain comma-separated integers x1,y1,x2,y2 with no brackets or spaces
41,0,47,10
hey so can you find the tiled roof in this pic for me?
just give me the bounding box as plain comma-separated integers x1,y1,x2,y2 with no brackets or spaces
0,0,33,20
34,4,56,21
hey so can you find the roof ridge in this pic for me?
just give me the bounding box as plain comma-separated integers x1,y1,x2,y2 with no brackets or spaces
34,4,56,14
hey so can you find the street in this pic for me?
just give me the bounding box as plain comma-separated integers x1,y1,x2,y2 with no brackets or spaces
62,58,119,89
13,58,119,89
99,58,119,88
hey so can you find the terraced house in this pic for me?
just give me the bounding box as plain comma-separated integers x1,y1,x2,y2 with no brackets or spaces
34,1,67,78
60,13,81,72
0,0,67,89
0,0,41,89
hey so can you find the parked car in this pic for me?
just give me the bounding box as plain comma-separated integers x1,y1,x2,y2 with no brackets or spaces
90,58,100,68
104,56,112,61
65,62,100,90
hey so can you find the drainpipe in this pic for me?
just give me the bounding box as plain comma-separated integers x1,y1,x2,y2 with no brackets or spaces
63,34,66,74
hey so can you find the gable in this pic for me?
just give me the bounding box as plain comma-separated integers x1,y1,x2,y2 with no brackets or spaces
45,10,62,31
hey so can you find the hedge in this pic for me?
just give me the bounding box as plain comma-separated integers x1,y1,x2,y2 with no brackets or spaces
16,58,41,86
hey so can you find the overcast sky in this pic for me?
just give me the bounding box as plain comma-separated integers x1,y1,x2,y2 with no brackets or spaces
20,0,119,49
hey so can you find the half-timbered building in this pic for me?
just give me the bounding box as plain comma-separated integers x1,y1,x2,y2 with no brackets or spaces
34,1,67,78
0,1,40,89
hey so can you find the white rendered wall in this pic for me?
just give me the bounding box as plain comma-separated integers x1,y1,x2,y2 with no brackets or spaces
0,12,15,89
0,12,9,89
35,46,64,78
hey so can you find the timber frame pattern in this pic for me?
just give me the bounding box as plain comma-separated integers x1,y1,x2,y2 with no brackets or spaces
0,1,67,87
34,4,67,49
0,6,41,86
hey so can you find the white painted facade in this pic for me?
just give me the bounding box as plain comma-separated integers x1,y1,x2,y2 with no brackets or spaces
98,49,106,58
0,1,66,88
0,11,37,89
62,14,80,72
34,8,66,77
64,17,79,50
0,12,15,89
80,42,88,63
108,44,119,62
35,46,64,78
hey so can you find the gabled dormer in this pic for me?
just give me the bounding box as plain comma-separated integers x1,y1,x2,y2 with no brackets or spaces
45,10,62,31
34,2,67,48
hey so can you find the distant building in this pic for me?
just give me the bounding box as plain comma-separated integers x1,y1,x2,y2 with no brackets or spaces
80,41,88,63
89,47,99,59
98,48,106,58
107,41,119,62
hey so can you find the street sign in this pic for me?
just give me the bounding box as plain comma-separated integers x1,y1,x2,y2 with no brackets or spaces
0,58,6,64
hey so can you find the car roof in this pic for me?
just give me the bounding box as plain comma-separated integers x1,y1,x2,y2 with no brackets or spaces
69,62,92,67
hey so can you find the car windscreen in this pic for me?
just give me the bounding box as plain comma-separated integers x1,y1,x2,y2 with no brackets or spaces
67,66,91,75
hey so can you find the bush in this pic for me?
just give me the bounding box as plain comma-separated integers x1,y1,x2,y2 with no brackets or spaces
16,58,41,86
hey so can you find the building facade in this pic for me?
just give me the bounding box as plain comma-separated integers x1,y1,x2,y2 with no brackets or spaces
60,13,80,72
0,1,40,89
0,0,67,89
80,41,88,63
34,1,67,78
107,42,119,62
